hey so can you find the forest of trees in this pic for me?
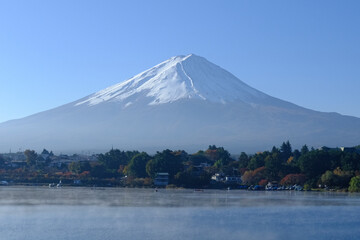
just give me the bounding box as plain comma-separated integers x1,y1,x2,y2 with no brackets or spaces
1,142,360,192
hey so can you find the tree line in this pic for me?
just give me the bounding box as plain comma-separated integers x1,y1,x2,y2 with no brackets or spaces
0,142,360,191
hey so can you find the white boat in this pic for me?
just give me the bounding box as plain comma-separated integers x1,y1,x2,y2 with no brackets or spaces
56,180,63,188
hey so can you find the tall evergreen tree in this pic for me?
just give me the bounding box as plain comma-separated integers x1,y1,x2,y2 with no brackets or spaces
301,145,309,155
238,152,249,168
280,141,292,161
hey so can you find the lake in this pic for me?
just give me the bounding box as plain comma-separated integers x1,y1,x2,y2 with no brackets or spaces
0,186,359,240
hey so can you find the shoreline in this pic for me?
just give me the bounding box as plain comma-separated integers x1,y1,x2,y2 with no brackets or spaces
0,183,349,193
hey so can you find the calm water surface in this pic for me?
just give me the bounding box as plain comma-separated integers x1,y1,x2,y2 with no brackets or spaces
0,186,359,240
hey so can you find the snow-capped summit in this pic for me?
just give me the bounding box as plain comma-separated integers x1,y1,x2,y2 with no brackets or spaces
75,54,267,107
0,54,360,154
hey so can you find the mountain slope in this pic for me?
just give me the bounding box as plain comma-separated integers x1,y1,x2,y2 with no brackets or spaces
1,54,359,153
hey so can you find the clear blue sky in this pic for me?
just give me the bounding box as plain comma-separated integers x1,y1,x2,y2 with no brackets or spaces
0,0,359,123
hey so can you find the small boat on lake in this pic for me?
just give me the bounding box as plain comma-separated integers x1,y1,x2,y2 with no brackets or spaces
56,180,63,188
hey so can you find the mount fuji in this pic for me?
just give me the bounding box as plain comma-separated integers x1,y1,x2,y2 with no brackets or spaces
1,54,360,153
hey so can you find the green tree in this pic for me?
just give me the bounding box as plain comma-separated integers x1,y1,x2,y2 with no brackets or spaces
280,141,292,162
205,145,231,164
124,150,141,163
98,149,133,171
188,154,210,165
271,146,280,154
126,152,151,178
173,169,210,188
248,154,265,170
301,145,309,155
341,152,360,172
68,161,91,174
145,149,183,178
91,164,109,178
265,153,282,181
349,176,360,192
24,150,37,166
298,151,331,182
81,161,91,172
292,149,301,162
320,170,339,187
333,167,353,188
238,152,249,169
328,149,342,170
145,159,156,178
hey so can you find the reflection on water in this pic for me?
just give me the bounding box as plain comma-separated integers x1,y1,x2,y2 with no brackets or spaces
0,187,359,240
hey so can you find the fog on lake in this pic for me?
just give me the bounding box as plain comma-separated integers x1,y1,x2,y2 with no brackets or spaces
0,186,359,240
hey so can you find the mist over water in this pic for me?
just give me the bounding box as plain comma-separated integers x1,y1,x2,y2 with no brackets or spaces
0,187,359,240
